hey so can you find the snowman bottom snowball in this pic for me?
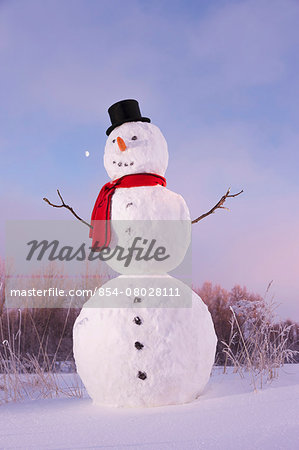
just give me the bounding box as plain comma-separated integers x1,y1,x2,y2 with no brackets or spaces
73,276,217,408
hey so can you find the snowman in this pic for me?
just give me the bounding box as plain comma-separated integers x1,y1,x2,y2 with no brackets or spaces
73,100,217,407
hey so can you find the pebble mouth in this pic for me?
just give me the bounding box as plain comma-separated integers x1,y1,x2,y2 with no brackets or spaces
112,161,135,167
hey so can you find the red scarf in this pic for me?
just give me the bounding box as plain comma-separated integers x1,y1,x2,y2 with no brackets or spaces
90,173,166,250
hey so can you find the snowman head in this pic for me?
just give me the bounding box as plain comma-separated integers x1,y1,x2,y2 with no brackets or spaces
104,121,168,180
104,100,168,180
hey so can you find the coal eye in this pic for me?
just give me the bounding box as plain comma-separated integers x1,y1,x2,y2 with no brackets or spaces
131,136,137,141
112,139,116,143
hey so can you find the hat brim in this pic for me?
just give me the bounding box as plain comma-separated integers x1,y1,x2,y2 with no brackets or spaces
106,117,151,136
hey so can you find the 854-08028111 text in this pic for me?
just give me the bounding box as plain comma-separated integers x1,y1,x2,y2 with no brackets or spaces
96,287,181,297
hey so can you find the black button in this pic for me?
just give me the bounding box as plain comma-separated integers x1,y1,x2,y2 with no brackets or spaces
133,316,142,325
135,341,144,350
134,297,142,303
137,371,147,380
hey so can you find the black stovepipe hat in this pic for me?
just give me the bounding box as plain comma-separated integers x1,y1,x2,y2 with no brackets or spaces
106,99,151,136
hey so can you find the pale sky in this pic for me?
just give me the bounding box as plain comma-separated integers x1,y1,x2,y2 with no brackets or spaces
1,0,299,320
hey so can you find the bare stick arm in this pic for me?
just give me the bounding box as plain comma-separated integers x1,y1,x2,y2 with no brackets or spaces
191,188,243,224
43,189,93,229
43,187,243,228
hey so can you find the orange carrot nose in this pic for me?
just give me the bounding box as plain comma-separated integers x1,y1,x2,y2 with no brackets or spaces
117,137,127,152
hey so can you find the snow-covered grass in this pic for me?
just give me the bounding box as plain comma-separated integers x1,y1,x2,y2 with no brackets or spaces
0,307,82,404
0,365,298,449
0,370,84,404
222,300,298,389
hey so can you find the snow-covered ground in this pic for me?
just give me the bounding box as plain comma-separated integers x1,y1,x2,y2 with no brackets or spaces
1,365,298,449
